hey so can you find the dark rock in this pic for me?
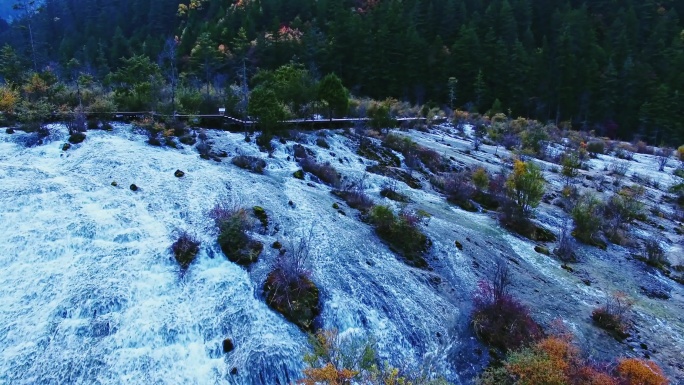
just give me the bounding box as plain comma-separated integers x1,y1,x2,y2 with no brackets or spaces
216,150,228,158
146,137,161,146
68,132,86,144
293,169,304,179
222,338,234,353
271,241,282,249
293,144,308,159
288,200,294,207
230,367,238,375
111,181,118,187
174,169,185,178
200,153,210,160
640,284,671,300
534,245,551,255
179,135,196,145
455,241,463,250
62,143,71,151
130,184,138,191
5,128,14,134
332,203,340,209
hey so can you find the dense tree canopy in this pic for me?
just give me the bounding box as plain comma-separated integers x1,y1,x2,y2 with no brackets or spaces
0,0,683,143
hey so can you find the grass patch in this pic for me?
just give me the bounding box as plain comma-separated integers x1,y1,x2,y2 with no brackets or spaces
366,205,431,268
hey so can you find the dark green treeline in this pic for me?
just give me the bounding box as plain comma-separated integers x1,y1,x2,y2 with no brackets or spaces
1,0,683,143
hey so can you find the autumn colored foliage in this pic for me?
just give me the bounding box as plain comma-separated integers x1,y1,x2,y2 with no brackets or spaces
617,358,669,385
471,278,543,352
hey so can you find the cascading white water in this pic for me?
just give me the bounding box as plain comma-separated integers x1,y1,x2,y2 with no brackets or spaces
0,125,477,384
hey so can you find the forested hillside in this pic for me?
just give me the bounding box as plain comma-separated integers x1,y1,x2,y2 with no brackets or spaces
0,0,683,143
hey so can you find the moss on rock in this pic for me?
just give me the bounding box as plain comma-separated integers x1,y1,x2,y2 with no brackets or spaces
264,270,320,332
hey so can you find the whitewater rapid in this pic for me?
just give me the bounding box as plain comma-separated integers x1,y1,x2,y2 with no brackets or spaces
0,125,471,384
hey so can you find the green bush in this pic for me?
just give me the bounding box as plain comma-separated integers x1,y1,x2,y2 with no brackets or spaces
367,205,431,268
571,194,604,245
210,204,263,266
592,292,632,340
586,141,605,155
172,231,200,270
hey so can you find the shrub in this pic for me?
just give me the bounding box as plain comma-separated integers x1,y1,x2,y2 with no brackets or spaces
587,141,605,155
635,140,654,155
561,152,580,185
264,232,320,331
617,359,669,385
253,206,268,229
0,85,19,115
210,203,263,266
172,231,200,270
644,239,666,267
332,189,374,211
417,147,445,173
383,133,446,173
367,100,394,131
231,155,266,174
592,292,632,339
471,260,543,352
571,194,604,245
301,329,448,385
367,205,431,268
437,171,476,211
506,160,545,218
300,158,341,187
505,347,568,385
332,175,374,211
380,180,410,203
610,159,630,178
655,147,672,172
472,167,490,191
86,94,117,118
471,282,543,352
479,335,622,385
383,133,417,154
677,145,684,162
604,187,645,237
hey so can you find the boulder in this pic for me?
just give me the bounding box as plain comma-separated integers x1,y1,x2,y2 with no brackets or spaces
130,184,139,191
222,338,234,353
174,169,185,178
68,132,86,144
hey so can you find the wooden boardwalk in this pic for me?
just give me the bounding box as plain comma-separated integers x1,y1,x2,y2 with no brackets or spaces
82,111,435,130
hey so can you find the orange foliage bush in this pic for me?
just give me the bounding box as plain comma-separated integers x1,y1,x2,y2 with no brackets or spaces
617,358,669,385
574,366,619,385
477,319,672,385
300,362,358,385
0,86,18,114
506,348,568,385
